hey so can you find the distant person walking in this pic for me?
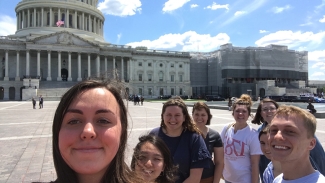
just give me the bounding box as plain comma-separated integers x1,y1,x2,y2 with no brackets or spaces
39,95,43,109
32,97,36,109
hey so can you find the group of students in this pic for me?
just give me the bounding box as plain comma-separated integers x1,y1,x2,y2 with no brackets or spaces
49,79,325,183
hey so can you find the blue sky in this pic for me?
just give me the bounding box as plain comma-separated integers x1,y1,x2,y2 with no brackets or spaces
1,0,325,80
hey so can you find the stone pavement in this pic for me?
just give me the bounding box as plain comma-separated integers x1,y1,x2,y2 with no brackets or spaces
0,101,324,183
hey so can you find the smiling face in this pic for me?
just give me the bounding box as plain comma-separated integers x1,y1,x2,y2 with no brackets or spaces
163,106,185,136
261,102,277,124
135,142,165,183
259,133,272,160
233,105,249,124
268,114,315,163
58,88,121,180
192,108,209,128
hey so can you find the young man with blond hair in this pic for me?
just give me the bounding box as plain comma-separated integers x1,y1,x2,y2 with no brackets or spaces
268,105,325,182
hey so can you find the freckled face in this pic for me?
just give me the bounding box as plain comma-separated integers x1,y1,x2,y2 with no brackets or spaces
59,88,121,178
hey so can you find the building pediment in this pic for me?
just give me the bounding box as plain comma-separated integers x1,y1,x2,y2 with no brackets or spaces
31,31,99,47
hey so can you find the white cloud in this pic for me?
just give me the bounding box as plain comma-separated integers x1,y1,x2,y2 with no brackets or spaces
271,5,291,14
219,0,268,27
126,31,230,52
205,2,229,11
234,11,247,16
0,15,16,36
190,4,198,8
98,0,142,17
309,50,325,62
117,33,122,44
162,0,190,13
319,15,325,23
259,30,268,33
255,30,325,49
311,61,325,69
310,72,325,77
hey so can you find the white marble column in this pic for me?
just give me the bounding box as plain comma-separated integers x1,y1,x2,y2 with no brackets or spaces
88,54,91,78
74,11,77,29
104,56,107,78
47,51,52,81
22,10,25,28
96,55,100,77
88,14,92,32
121,57,124,81
58,8,61,22
166,61,170,81
41,8,44,27
68,52,72,81
82,12,84,30
15,51,20,81
77,53,82,81
26,50,30,76
17,13,19,30
4,50,9,81
27,9,30,27
37,50,40,77
153,60,157,81
50,8,52,26
33,8,36,27
57,51,62,81
93,17,96,33
66,9,69,28
175,61,178,82
128,58,132,81
113,56,116,79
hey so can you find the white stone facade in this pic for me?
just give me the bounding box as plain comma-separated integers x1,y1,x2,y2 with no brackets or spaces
0,0,191,100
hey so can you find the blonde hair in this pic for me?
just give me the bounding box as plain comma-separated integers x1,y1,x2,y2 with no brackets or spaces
232,94,253,115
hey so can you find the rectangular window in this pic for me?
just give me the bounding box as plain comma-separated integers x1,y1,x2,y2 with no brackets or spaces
148,88,152,95
160,88,164,95
179,88,183,95
171,63,174,67
139,88,143,95
179,75,183,82
171,88,175,95
171,75,174,82
159,73,163,81
148,74,152,81
179,64,182,68
148,63,152,67
139,62,142,66
139,74,142,81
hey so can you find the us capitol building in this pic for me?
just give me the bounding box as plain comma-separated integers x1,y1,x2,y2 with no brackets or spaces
0,0,191,100
0,0,319,101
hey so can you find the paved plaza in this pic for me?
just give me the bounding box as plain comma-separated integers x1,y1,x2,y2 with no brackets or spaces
0,101,324,183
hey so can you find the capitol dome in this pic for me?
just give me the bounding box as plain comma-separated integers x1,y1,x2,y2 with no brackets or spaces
14,0,105,42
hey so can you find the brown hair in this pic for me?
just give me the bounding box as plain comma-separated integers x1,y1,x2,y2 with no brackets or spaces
232,94,253,116
160,96,201,134
273,105,316,138
52,79,141,183
192,102,213,125
251,98,279,125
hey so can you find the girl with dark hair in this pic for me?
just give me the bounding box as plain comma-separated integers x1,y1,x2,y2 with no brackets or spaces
52,79,141,183
192,102,224,183
131,134,178,183
150,96,211,183
221,94,262,183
